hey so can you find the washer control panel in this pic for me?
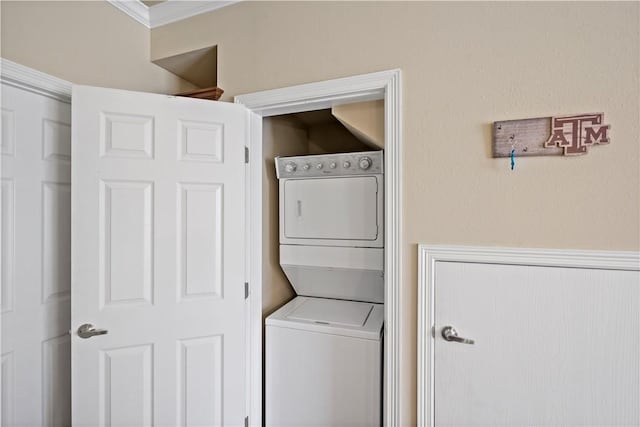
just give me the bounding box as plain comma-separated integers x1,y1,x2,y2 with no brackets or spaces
276,151,383,178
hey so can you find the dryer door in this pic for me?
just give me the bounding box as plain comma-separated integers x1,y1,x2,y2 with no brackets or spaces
280,176,382,246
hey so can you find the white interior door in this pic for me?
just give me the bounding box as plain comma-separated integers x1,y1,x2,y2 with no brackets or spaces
1,83,71,427
72,86,249,426
433,261,639,426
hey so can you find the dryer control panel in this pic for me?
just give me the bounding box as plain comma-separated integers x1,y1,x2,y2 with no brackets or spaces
276,150,383,179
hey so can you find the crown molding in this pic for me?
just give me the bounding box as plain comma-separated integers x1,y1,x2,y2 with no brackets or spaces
107,1,241,29
106,0,151,28
0,58,72,103
151,1,240,28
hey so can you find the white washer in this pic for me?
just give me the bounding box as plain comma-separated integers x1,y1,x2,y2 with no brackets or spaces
267,151,384,426
266,296,383,427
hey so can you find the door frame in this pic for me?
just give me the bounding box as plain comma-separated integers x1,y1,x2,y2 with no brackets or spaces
417,244,640,427
235,69,402,426
0,59,73,102
1,60,403,427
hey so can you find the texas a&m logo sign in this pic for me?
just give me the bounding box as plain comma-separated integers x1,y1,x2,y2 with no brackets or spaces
543,113,610,155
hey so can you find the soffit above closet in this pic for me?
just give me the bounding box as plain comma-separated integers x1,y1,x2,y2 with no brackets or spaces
153,45,218,89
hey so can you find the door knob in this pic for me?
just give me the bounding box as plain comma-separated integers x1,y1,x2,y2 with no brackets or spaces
441,326,474,345
77,323,108,339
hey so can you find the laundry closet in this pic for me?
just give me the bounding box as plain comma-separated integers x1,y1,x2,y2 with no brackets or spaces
261,102,385,426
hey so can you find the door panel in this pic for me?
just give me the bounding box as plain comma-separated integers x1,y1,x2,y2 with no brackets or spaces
283,176,379,240
72,86,248,426
177,335,223,426
101,344,153,426
178,183,223,300
100,180,154,306
434,261,639,426
1,83,71,427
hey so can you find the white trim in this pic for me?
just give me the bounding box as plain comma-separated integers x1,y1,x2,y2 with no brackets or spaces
107,0,242,29
245,111,263,426
235,69,403,427
150,1,241,28
417,245,640,427
0,59,72,103
234,70,396,117
106,0,151,28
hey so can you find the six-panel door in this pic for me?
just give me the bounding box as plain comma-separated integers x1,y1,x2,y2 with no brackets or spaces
72,86,249,426
1,82,72,427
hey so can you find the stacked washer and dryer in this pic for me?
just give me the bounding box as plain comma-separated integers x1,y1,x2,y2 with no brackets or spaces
266,151,384,426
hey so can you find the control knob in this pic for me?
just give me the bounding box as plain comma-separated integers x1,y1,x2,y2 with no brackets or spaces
358,156,372,170
330,162,337,169
285,162,297,173
343,161,351,168
302,163,310,171
316,163,323,169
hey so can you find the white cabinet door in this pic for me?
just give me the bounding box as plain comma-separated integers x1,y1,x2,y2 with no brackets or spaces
72,86,248,426
1,83,71,427
434,261,639,426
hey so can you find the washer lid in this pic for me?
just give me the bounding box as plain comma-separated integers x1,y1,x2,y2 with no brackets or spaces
266,296,384,340
287,298,373,327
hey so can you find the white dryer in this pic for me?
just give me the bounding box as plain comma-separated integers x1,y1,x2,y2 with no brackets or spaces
266,151,384,427
276,150,384,303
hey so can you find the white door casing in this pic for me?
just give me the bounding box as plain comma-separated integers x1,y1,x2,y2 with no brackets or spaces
72,86,249,426
235,69,402,426
418,245,640,427
1,80,72,427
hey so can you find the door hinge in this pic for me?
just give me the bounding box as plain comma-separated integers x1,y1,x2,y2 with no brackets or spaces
245,146,249,163
244,416,249,427
244,282,249,299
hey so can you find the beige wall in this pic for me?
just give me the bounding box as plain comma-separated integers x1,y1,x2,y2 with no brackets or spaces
149,2,639,425
1,1,195,93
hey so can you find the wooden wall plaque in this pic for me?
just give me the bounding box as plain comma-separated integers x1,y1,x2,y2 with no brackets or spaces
493,113,610,158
